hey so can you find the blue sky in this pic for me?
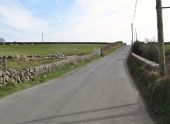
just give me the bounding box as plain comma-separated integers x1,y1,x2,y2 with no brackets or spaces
0,0,170,43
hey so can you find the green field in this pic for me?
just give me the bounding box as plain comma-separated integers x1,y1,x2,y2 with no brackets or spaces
0,43,122,98
0,44,103,69
165,45,170,51
0,44,103,56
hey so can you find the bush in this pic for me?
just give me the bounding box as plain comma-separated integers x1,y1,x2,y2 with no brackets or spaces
132,41,158,63
128,56,170,124
166,50,170,56
131,41,144,56
145,43,158,63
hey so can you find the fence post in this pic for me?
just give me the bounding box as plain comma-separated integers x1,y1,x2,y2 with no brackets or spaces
3,56,7,70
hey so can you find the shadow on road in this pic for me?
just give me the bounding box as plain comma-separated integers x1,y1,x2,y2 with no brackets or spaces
17,102,139,124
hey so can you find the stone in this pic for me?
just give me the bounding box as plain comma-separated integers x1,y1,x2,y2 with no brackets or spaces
0,77,4,84
29,68,35,73
17,76,22,83
0,71,3,77
10,69,18,78
5,70,11,76
92,48,101,56
4,75,10,83
19,71,26,82
20,55,28,60
15,55,20,59
47,54,66,59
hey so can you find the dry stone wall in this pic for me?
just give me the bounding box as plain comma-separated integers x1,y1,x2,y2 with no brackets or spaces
131,53,159,71
0,55,93,86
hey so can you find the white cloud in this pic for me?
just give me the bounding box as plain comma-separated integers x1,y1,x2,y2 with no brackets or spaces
0,0,48,32
50,0,134,43
49,0,170,43
1,0,170,43
131,0,170,42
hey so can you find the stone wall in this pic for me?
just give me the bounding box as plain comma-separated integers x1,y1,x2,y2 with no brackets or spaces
131,53,159,71
0,54,93,86
100,41,123,56
0,43,122,86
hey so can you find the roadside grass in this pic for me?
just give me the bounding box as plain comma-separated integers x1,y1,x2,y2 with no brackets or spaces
128,55,170,124
0,56,99,98
0,44,103,57
6,58,60,70
0,45,123,98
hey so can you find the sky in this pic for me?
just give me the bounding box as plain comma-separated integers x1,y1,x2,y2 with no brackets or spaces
0,0,170,44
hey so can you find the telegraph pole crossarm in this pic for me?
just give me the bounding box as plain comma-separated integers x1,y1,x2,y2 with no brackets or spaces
162,7,170,9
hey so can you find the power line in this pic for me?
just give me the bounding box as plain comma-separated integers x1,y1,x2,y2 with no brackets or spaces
131,0,138,44
133,0,138,23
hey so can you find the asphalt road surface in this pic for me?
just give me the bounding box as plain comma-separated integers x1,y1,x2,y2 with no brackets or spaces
0,46,154,124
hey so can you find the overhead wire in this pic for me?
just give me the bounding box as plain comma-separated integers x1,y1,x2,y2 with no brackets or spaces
133,0,138,24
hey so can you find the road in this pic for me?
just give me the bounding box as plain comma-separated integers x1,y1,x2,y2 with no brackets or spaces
0,46,153,124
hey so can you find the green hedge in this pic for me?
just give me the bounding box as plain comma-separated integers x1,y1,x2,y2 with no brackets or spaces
131,41,159,63
128,55,170,124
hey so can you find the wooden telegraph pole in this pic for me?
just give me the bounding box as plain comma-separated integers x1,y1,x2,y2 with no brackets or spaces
131,23,134,45
135,29,138,41
156,0,166,75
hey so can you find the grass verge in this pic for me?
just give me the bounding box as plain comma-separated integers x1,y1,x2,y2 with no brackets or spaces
0,56,99,98
127,55,170,124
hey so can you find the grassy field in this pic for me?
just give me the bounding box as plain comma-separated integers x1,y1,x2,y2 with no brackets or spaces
0,44,123,98
0,44,103,69
165,45,170,51
0,44,103,56
6,58,60,70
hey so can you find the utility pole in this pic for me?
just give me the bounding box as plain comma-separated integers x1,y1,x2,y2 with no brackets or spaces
42,32,44,42
131,23,134,45
135,29,138,41
156,0,166,75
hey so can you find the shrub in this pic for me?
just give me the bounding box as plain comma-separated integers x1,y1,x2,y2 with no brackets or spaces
132,41,158,63
131,41,144,56
145,43,159,63
128,56,170,124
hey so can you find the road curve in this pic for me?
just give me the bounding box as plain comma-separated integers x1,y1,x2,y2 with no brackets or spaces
0,46,153,124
